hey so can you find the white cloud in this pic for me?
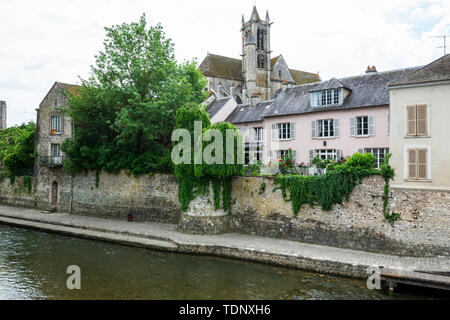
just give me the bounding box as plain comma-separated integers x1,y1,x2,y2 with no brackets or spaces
0,0,449,126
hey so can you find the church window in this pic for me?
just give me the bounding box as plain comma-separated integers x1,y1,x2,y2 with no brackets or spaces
258,54,266,68
257,29,265,50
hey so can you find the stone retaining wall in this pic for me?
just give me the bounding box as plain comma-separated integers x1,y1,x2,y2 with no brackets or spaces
4,170,450,257
0,175,35,208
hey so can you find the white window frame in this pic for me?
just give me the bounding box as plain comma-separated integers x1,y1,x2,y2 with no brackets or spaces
364,148,389,169
254,127,264,142
51,115,62,135
317,119,335,138
316,149,337,161
356,116,369,136
311,89,343,107
277,123,293,140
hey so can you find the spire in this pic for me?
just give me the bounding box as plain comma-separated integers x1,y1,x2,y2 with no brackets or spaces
265,10,270,22
241,14,245,26
251,5,260,21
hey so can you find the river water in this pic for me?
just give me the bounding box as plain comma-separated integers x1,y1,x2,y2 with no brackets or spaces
0,224,446,300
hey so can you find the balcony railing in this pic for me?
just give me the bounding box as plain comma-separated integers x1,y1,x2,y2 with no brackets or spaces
39,156,64,168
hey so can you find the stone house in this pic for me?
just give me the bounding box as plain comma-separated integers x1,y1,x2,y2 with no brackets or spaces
199,6,320,110
388,54,450,190
35,81,81,211
225,66,419,168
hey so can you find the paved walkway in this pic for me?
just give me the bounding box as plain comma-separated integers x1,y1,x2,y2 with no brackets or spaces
0,205,448,279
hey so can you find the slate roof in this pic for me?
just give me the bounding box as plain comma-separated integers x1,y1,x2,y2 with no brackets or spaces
309,78,346,92
389,54,450,87
226,100,272,124
199,54,244,82
199,53,320,85
262,67,420,118
206,96,233,119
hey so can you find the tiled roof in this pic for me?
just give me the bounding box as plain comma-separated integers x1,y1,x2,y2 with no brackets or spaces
389,54,450,87
289,69,321,85
198,54,244,81
226,100,272,124
262,67,420,118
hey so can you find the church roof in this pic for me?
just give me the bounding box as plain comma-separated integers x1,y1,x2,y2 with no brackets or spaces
199,53,244,82
199,53,320,85
263,66,420,118
389,54,450,87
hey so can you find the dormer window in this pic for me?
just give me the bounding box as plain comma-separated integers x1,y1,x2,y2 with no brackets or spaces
311,89,343,107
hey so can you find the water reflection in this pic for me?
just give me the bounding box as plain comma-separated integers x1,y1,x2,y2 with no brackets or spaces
0,224,445,300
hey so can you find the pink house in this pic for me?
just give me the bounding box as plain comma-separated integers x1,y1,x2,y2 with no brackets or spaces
216,66,420,168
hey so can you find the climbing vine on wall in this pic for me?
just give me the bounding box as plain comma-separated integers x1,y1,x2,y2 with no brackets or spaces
274,153,399,226
380,154,400,225
173,104,244,212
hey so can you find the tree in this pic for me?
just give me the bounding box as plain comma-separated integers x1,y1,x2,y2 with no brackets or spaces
62,14,208,176
0,122,36,178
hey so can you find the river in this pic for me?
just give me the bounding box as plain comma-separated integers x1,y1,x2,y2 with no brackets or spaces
0,224,445,300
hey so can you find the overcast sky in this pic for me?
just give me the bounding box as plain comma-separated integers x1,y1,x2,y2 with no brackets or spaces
0,0,449,126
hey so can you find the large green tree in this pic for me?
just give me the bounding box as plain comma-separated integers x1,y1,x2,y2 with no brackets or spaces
62,14,208,176
0,122,36,177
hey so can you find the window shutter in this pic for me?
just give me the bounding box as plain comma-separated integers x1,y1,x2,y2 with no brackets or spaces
309,150,315,164
358,148,364,154
272,124,277,141
277,151,281,160
311,120,317,139
408,149,417,180
293,150,297,163
350,118,355,136
418,149,428,180
334,119,340,137
407,105,417,136
369,116,375,136
416,105,427,136
387,114,390,136
290,122,296,139
336,149,342,160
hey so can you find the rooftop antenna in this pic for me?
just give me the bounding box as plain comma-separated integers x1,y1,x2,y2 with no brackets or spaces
429,35,450,56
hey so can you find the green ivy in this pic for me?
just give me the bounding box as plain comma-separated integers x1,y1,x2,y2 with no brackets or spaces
22,175,33,194
380,154,400,226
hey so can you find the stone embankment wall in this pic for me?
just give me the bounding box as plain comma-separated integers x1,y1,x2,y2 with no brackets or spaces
0,176,35,208
71,171,181,224
230,175,450,257
2,171,449,257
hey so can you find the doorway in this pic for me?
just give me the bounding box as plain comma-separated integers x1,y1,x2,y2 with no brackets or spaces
51,181,58,206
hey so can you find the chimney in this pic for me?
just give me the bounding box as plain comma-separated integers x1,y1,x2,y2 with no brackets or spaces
366,66,378,74
250,92,261,107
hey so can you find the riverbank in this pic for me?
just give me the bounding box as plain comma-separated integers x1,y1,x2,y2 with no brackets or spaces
0,205,448,280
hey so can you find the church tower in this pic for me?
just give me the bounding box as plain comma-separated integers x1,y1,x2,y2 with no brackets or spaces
241,6,272,105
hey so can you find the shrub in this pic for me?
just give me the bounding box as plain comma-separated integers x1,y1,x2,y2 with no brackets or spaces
343,153,376,169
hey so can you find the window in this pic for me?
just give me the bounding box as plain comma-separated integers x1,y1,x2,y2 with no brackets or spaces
51,115,62,135
254,127,263,142
257,29,265,50
407,105,427,136
277,150,297,163
311,89,342,107
51,144,62,165
257,54,266,68
408,149,428,180
356,116,369,136
318,120,335,138
245,144,263,164
365,148,389,169
316,149,337,161
277,123,293,140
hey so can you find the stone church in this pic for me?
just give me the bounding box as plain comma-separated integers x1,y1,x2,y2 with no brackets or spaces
199,6,320,108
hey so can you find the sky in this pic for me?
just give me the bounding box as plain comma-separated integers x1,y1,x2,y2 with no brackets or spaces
0,0,449,126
